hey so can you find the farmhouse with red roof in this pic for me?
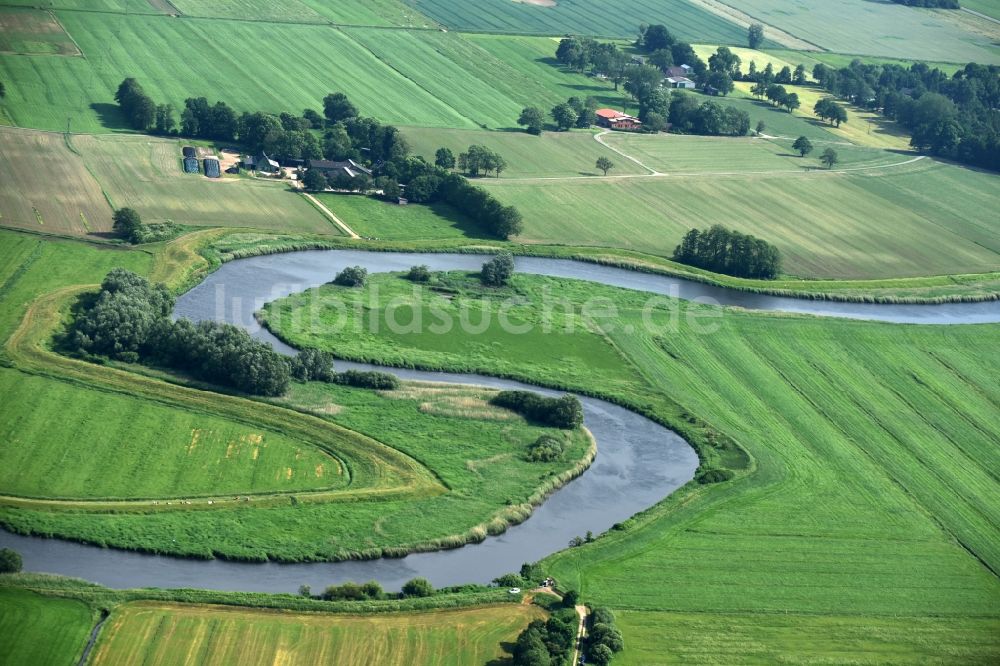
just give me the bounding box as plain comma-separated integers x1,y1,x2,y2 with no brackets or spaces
595,108,642,131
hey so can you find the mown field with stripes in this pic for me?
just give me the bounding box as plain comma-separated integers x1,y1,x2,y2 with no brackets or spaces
89,602,543,666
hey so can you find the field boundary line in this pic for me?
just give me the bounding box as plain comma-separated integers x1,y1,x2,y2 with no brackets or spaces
302,192,359,238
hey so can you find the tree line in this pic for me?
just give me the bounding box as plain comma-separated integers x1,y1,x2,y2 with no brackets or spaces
673,225,782,279
811,61,999,171
68,269,403,396
669,94,750,136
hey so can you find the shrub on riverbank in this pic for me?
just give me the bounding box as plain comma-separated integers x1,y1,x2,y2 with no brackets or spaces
492,391,584,429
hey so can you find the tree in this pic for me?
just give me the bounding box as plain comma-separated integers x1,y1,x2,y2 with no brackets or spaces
588,644,614,666
401,577,434,597
755,120,766,135
776,65,793,84
518,106,544,135
112,207,143,242
748,23,765,49
374,176,401,200
638,87,670,123
708,46,741,78
301,168,327,192
648,48,674,71
820,147,839,169
644,111,667,133
298,585,311,597
0,548,21,574
792,136,813,157
0,81,5,98
550,103,577,131
624,64,663,102
406,265,432,282
705,71,734,96
154,104,175,134
642,24,674,52
332,266,368,287
562,589,579,607
434,147,455,169
481,252,515,287
783,92,800,113
793,64,808,85
323,92,357,123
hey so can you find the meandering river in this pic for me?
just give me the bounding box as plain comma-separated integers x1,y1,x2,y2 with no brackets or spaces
3,250,996,592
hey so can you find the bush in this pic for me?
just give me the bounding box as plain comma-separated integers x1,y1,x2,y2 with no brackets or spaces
696,468,734,484
491,391,584,429
334,370,399,390
288,348,335,382
526,435,566,462
492,573,526,588
481,252,515,287
0,548,22,574
401,577,434,598
332,266,368,287
406,265,432,283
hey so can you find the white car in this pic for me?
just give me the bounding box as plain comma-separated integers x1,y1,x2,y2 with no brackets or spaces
508,587,521,594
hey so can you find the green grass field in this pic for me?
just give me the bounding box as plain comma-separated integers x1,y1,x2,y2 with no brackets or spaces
614,611,1000,664
168,0,329,23
0,128,333,236
0,129,115,235
263,271,1000,661
721,0,1000,62
316,194,493,240
402,126,645,178
962,0,1000,21
0,7,79,55
0,14,620,133
481,159,1000,279
90,601,543,666
409,0,751,42
600,133,901,172
0,587,94,666
0,368,343,499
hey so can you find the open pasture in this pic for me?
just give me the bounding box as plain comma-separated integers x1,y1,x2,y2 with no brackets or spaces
599,133,901,173
614,610,1000,664
734,82,914,151
409,0,750,42
0,588,94,666
315,194,494,241
483,158,1000,279
0,128,113,236
0,13,473,132
90,602,543,666
168,0,328,23
0,7,79,55
0,368,341,499
403,126,645,178
0,14,620,133
720,0,1000,63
